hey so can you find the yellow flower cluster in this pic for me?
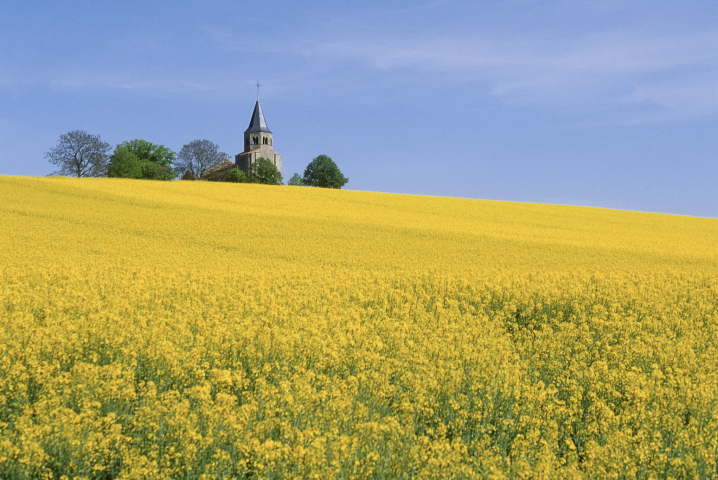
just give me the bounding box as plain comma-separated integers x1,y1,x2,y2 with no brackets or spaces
0,175,717,479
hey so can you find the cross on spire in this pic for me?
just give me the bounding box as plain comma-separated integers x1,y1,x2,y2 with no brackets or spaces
256,81,260,100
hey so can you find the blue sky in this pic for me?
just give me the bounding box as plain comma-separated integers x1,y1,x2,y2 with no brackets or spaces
1,1,716,218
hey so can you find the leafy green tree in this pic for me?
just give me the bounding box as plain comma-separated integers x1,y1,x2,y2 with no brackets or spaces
287,173,304,186
249,157,283,185
108,139,177,180
302,155,348,189
226,168,247,183
107,147,143,179
45,130,111,177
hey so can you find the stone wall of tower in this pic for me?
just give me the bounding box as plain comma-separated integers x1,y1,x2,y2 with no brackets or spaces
271,152,282,173
235,153,250,174
244,132,274,152
235,147,282,175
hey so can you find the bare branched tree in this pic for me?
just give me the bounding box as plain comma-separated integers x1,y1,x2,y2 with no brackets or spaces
175,140,229,179
45,130,111,177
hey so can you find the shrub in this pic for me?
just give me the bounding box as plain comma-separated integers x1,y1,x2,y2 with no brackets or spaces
249,158,283,185
288,173,304,186
226,168,247,183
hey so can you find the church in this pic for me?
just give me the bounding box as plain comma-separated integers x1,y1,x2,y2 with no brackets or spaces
235,99,282,175
199,97,282,181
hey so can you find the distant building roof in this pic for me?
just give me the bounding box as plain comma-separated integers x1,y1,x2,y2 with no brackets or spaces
202,159,234,175
201,159,236,182
245,100,272,134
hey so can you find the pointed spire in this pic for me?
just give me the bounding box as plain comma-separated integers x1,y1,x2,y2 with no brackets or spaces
245,100,272,134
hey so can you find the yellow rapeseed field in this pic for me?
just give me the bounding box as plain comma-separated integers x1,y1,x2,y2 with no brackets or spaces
1,175,717,479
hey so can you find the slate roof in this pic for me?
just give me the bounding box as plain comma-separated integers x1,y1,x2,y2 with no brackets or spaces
245,100,272,134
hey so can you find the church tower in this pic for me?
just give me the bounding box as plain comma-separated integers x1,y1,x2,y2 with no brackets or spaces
235,98,282,175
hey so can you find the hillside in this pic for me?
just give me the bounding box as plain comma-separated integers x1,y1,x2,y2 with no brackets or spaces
2,176,716,274
1,175,717,478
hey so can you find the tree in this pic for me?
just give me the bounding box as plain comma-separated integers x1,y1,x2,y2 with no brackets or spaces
108,139,177,180
175,140,228,180
302,155,348,189
108,147,143,179
45,130,111,177
249,157,283,185
226,168,247,183
287,173,304,186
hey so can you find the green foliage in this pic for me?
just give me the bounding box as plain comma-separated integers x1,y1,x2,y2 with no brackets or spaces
109,139,177,180
225,168,247,183
107,147,143,179
249,157,283,185
288,173,304,186
302,155,348,189
120,139,175,168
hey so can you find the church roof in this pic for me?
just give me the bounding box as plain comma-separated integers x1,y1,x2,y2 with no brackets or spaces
245,100,272,134
236,148,260,156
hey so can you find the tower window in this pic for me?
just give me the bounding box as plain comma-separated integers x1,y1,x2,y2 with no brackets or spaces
263,137,268,145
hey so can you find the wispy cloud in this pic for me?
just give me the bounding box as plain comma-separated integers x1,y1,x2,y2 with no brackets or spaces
302,29,718,120
41,69,242,98
4,4,717,125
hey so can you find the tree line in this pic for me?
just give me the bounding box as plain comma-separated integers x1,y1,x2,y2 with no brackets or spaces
45,130,348,188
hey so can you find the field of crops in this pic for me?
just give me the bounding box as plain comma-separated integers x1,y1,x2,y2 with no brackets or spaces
1,175,717,479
